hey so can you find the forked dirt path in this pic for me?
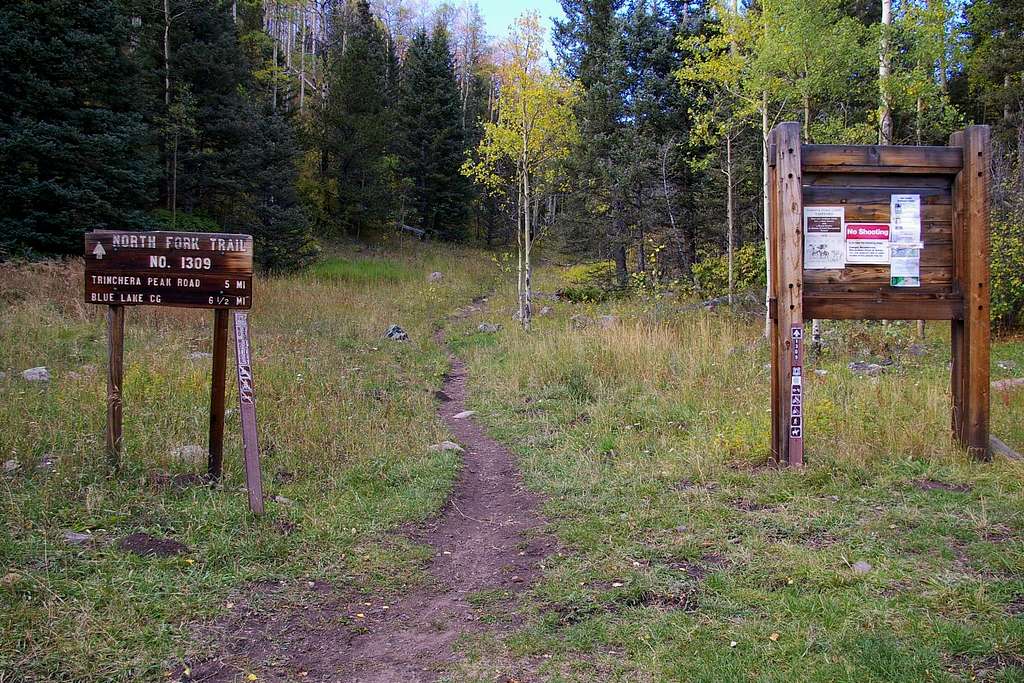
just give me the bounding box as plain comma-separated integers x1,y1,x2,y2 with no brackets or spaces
186,300,553,682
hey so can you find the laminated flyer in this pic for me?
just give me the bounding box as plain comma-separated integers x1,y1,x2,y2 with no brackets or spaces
890,194,922,287
890,246,921,287
803,206,845,269
890,194,922,243
846,223,890,264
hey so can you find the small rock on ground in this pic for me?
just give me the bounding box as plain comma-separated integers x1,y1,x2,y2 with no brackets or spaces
477,323,501,333
188,351,212,361
384,324,409,342
63,531,94,546
814,369,829,376
452,410,476,419
849,361,886,377
598,315,618,329
852,560,873,574
3,459,19,473
538,305,553,316
427,271,444,283
21,367,50,382
997,360,1018,371
570,314,592,329
272,495,294,506
907,344,928,357
428,441,464,453
171,444,206,465
992,378,1024,391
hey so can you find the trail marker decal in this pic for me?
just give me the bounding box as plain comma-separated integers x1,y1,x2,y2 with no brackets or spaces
789,325,804,466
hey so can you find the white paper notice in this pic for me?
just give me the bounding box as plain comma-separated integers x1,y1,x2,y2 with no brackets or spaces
803,206,845,269
846,223,890,264
890,194,922,244
890,247,921,287
890,194,923,287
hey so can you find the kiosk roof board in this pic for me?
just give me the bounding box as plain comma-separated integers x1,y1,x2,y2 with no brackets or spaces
768,123,990,465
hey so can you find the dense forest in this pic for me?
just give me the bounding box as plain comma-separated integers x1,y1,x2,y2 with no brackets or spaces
0,0,1021,321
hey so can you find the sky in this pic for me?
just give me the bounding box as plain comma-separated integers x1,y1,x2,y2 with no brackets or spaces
478,0,565,52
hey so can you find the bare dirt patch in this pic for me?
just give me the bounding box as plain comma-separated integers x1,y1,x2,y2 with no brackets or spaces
178,305,554,682
913,479,972,493
117,532,189,558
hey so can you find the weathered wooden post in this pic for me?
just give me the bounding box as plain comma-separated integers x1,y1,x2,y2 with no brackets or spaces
949,126,991,459
106,304,125,466
769,122,805,466
208,308,229,481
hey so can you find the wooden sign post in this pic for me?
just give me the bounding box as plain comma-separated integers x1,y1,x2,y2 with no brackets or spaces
768,123,992,465
84,230,265,513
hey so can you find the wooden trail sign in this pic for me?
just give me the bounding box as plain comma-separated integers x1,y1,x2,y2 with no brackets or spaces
767,123,991,466
84,230,264,514
85,230,252,309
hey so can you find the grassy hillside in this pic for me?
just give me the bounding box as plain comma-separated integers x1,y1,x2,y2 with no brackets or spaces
0,242,495,681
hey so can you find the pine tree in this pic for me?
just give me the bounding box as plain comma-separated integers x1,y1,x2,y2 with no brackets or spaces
0,0,154,257
554,0,629,278
315,0,396,238
132,0,316,271
398,26,470,240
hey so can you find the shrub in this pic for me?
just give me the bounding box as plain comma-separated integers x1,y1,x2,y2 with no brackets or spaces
560,260,620,303
991,216,1024,329
689,242,766,299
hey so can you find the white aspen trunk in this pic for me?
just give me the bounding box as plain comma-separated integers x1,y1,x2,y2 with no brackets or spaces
172,134,178,227
300,2,306,111
163,0,172,212
762,93,771,337
516,173,524,325
726,134,735,305
931,0,948,93
522,160,533,332
163,0,171,107
272,1,279,113
804,109,822,350
879,0,893,145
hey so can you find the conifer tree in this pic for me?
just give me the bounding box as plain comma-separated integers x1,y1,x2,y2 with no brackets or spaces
398,26,471,239
315,0,396,238
0,0,154,257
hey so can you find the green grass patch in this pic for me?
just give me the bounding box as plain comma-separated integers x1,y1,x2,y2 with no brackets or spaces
307,256,414,284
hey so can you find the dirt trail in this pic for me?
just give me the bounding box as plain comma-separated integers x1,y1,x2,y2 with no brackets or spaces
187,302,552,682
335,325,551,681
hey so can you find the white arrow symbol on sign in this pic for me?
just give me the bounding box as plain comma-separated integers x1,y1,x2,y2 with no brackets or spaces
92,243,106,259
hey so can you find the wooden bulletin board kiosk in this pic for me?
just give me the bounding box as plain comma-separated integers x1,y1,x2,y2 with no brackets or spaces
768,122,991,466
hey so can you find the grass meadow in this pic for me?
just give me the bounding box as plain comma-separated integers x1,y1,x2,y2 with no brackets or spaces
1,243,1022,682
0,241,495,681
447,270,1024,682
